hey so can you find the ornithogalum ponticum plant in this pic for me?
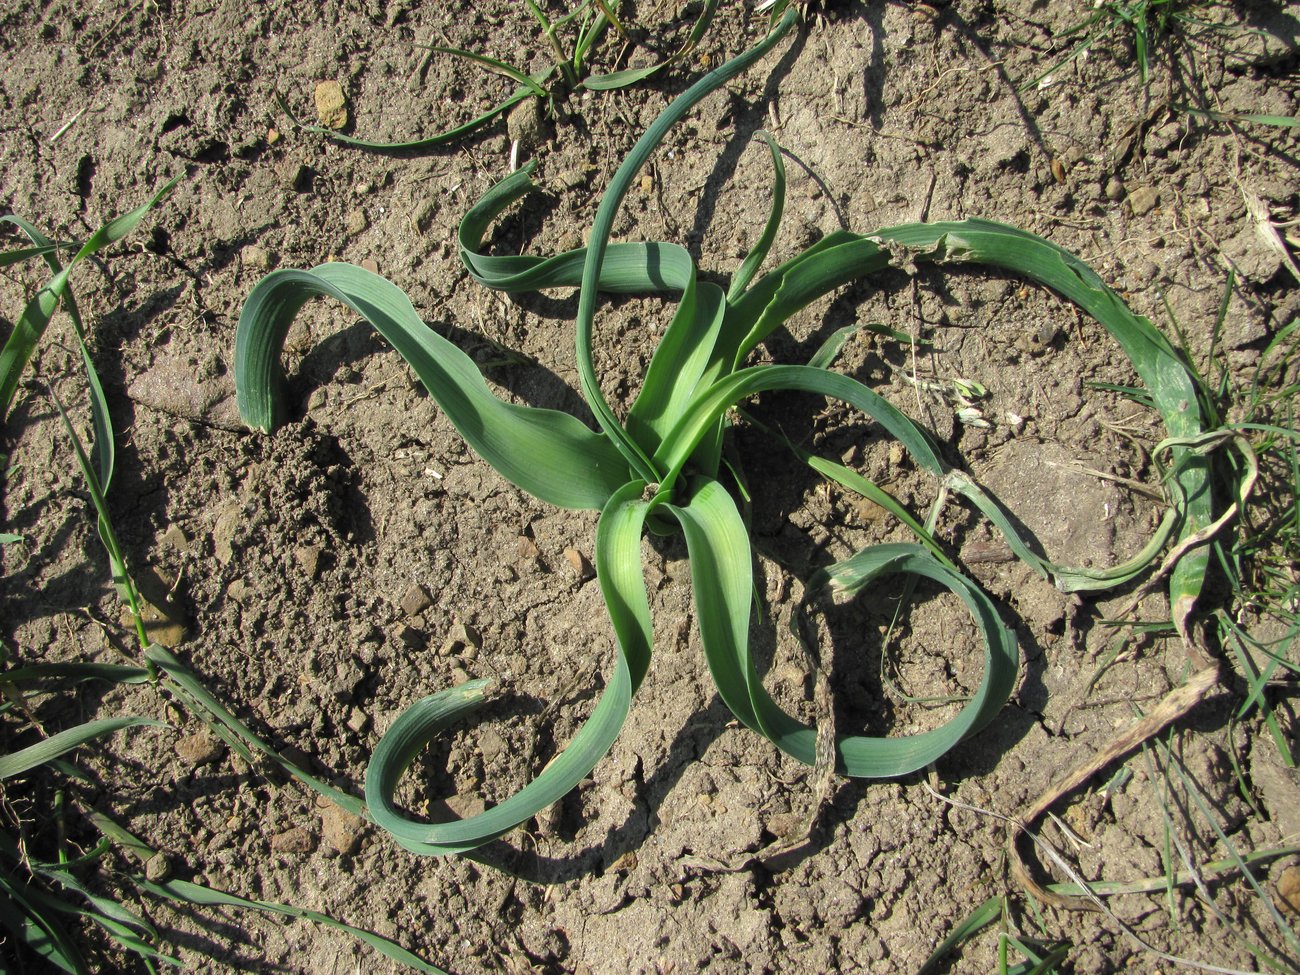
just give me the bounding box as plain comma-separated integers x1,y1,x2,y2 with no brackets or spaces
234,9,1211,856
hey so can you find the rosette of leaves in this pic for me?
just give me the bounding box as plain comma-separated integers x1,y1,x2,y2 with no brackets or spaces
235,9,1210,856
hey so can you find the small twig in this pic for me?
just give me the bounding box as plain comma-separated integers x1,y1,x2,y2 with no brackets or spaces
1009,664,1220,911
85,0,146,58
48,108,87,143
1046,459,1167,502
341,380,388,407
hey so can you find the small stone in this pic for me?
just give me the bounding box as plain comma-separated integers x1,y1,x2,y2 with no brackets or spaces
307,388,329,411
355,181,373,194
393,623,427,649
1104,178,1125,202
226,578,250,603
314,80,349,130
517,535,541,564
400,583,432,617
445,794,486,820
345,208,368,235
266,127,281,145
852,498,887,524
131,597,186,648
479,727,506,763
276,157,310,192
608,850,637,873
563,547,594,582
295,544,325,580
144,851,172,882
412,198,436,233
887,442,906,467
320,803,364,855
360,258,379,275
506,97,546,150
212,507,242,563
285,319,312,353
559,166,596,191
241,243,274,270
346,707,370,735
270,826,317,855
639,173,654,195
441,622,482,656
1127,185,1159,216
159,524,189,553
1278,865,1300,916
767,812,805,841
175,732,223,766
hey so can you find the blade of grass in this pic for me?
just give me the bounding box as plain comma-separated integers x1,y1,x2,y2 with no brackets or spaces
1044,844,1300,898
1,663,151,685
2,215,116,491
0,177,178,424
365,479,653,854
51,390,148,644
918,894,1003,974
271,78,544,152
0,871,91,975
728,132,786,301
1179,105,1299,128
235,262,631,510
0,716,165,779
582,0,721,89
144,644,367,817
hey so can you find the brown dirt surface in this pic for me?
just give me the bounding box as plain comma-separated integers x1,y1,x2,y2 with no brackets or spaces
3,1,1298,973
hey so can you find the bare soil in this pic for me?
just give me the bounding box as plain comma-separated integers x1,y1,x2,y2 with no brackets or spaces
2,1,1298,973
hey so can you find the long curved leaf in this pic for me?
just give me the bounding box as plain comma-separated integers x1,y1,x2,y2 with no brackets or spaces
458,163,696,295
0,177,178,425
669,478,1019,776
365,479,652,854
0,717,166,780
656,363,949,490
572,7,799,482
234,262,631,510
867,219,1211,607
728,131,787,301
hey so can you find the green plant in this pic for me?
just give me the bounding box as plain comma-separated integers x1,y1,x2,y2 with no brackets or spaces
919,895,1073,975
235,7,1214,861
1182,282,1298,769
1,201,443,971
1,191,171,972
1099,277,1298,762
274,0,720,151
0,680,169,973
1021,0,1238,91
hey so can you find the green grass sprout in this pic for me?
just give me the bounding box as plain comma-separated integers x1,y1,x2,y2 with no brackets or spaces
1021,0,1248,92
2,193,441,971
1,178,179,429
275,0,721,151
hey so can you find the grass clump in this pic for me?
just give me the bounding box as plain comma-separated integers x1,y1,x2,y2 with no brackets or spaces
236,6,1218,865
1,195,444,972
275,0,722,152
1022,0,1258,92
